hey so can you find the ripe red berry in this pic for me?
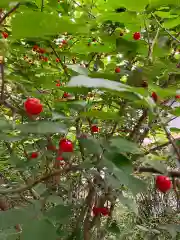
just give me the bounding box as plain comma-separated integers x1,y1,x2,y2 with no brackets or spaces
175,95,180,99
30,152,38,159
38,48,46,54
56,83,61,87
33,45,39,51
59,139,73,152
56,58,61,63
56,156,64,161
92,207,100,216
2,32,8,39
115,67,121,73
62,40,67,45
156,175,172,193
151,92,158,102
63,92,70,98
91,125,99,133
43,57,48,62
100,207,109,216
24,98,43,115
133,32,141,40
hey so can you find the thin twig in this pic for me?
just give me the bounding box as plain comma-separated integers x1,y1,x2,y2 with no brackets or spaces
0,2,20,24
152,13,180,44
41,0,44,12
50,43,70,78
0,165,80,195
0,62,5,100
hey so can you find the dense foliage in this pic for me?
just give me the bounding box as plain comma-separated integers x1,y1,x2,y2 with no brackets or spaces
0,0,180,239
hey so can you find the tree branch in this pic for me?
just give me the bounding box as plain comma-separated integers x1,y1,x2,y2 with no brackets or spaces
0,2,20,24
152,13,180,44
0,62,5,100
135,166,180,177
0,165,80,195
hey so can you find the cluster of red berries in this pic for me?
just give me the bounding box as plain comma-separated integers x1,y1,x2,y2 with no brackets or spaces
92,207,110,216
156,175,172,193
32,45,48,62
1,32,8,39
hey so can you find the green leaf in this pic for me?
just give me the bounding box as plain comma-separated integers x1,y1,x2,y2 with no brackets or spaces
110,137,142,154
79,137,102,154
170,127,180,132
80,111,121,120
171,107,180,116
163,17,180,28
0,205,41,229
17,121,67,134
106,0,149,11
0,134,24,142
0,118,12,131
12,13,89,38
67,64,88,75
45,204,72,223
67,75,131,92
0,0,24,7
117,192,138,214
21,219,57,240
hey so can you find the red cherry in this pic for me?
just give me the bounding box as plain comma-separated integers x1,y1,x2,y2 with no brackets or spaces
56,156,64,161
62,40,67,45
33,45,39,51
59,139,73,152
24,98,43,115
141,81,148,88
156,175,172,193
151,92,158,102
133,32,141,40
92,207,100,216
30,152,38,159
56,83,61,87
115,67,121,73
91,125,99,133
63,92,70,98
100,207,109,216
56,58,61,63
175,95,180,99
38,48,46,54
43,57,48,62
2,32,8,39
